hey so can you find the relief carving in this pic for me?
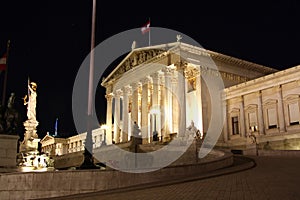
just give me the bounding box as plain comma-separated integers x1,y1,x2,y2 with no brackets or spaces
108,49,167,82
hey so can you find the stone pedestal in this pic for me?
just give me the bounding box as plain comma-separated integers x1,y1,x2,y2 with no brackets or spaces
18,119,50,171
19,120,40,153
0,134,19,172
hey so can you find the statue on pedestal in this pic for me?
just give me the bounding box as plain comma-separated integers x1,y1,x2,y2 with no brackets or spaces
18,80,52,171
23,82,37,122
0,93,20,135
185,120,203,142
19,80,39,153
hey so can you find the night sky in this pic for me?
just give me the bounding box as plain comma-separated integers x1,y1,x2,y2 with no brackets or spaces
0,1,299,139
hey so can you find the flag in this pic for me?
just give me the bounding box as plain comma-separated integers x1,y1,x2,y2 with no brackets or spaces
0,53,7,71
141,20,150,34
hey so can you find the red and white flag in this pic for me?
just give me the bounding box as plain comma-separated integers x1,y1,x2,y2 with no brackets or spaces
141,20,150,34
0,54,7,71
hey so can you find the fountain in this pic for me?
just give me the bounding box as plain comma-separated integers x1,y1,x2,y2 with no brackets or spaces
18,80,53,172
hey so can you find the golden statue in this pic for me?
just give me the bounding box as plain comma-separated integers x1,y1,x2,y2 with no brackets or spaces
23,81,37,121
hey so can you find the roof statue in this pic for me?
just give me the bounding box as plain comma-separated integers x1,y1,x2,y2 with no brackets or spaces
176,34,182,42
131,40,137,50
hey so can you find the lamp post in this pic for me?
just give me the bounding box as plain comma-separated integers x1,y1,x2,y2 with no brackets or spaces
153,114,158,141
150,105,160,142
79,0,98,169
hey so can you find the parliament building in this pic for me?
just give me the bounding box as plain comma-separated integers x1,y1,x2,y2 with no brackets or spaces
41,40,300,156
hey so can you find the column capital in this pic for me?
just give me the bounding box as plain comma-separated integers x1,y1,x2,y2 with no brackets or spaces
105,94,113,101
162,67,174,76
175,61,188,71
150,72,160,80
131,82,139,90
114,89,123,97
140,77,150,85
122,85,131,95
105,83,113,94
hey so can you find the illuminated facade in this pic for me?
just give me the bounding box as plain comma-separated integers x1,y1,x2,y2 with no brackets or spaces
41,41,300,154
223,65,300,148
101,41,277,146
41,128,105,156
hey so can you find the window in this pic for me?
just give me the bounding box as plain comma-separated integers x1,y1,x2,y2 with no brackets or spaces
249,112,258,132
288,103,300,125
267,108,277,129
232,116,239,135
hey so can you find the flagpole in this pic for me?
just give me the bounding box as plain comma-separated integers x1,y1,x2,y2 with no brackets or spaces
80,0,98,169
2,40,10,106
148,18,151,46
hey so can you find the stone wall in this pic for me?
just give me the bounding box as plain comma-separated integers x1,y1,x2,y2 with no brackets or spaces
0,150,233,200
0,134,19,172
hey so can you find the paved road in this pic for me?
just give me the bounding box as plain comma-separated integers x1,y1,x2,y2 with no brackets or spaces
46,156,300,200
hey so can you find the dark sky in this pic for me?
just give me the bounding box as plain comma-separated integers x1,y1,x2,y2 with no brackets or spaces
0,1,299,138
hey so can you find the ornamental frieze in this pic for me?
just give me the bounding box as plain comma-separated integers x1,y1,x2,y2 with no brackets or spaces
183,65,248,83
110,49,166,81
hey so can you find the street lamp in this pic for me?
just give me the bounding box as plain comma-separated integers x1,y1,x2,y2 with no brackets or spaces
79,0,99,169
153,113,158,141
150,105,160,142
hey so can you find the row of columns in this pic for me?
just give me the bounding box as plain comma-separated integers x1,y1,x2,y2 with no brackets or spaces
105,66,189,144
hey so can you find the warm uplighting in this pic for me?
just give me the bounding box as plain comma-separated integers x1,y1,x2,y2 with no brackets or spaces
19,153,51,172
149,104,160,115
100,124,108,130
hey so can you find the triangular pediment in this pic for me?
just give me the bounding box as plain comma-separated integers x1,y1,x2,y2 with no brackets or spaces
40,135,54,143
101,42,278,88
101,43,180,86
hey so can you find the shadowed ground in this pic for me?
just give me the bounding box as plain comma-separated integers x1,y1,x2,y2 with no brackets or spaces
39,156,300,200
42,155,300,200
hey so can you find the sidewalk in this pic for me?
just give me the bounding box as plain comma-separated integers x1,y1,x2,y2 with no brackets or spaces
42,155,300,200
43,155,300,199
42,155,266,200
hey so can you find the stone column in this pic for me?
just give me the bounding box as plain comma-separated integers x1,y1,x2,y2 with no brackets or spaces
105,94,113,144
171,75,179,134
276,85,286,132
177,63,186,137
162,68,172,141
160,74,165,141
195,72,203,135
257,91,265,135
113,90,121,143
223,100,228,142
239,96,246,138
131,82,139,138
151,72,160,141
122,86,130,142
141,77,149,144
151,72,160,107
